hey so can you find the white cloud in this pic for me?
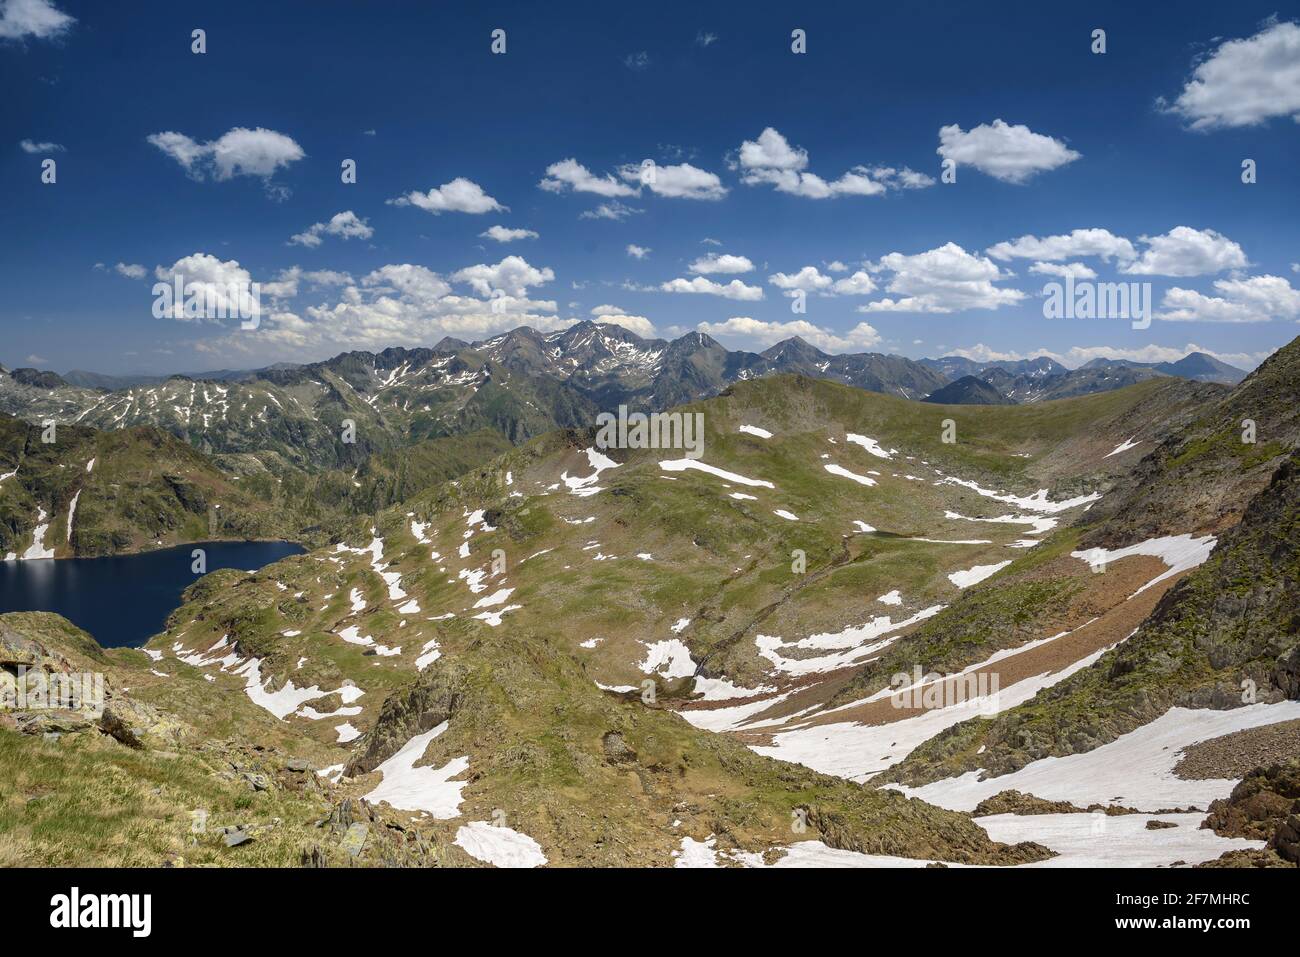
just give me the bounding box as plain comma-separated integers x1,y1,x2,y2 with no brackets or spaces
697,317,882,353
988,228,1136,263
352,264,452,301
0,0,74,41
861,242,1025,313
872,166,937,189
689,253,754,275
193,257,569,364
696,31,718,47
738,127,808,171
1029,261,1097,280
617,162,727,200
659,277,764,301
594,313,657,337
539,158,637,197
580,201,641,221
114,262,146,280
1159,275,1300,323
1161,20,1300,130
626,244,650,259
768,266,876,296
18,138,64,153
147,127,305,182
1120,226,1248,277
450,256,554,298
769,266,834,293
731,128,924,198
832,270,878,295
480,225,538,243
153,253,263,323
937,119,1080,183
624,51,650,71
289,210,374,248
589,304,626,315
389,177,505,215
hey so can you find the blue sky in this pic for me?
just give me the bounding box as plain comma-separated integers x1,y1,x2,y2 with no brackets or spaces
2,0,1298,374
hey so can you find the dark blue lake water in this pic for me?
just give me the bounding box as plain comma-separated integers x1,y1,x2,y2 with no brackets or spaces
0,541,304,648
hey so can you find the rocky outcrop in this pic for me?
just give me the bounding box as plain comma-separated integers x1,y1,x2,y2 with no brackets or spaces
1202,759,1300,864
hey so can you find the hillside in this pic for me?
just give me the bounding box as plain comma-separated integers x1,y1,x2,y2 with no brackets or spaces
0,414,298,558
887,447,1300,791
1,351,1294,868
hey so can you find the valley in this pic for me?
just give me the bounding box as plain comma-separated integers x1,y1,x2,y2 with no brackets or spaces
2,335,1295,868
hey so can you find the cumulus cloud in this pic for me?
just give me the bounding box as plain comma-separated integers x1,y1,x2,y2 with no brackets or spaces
480,225,538,243
593,313,657,337
1029,261,1098,280
689,253,753,274
831,270,878,295
1159,275,1300,323
730,127,920,198
152,253,264,323
192,256,568,363
769,266,834,293
1120,226,1248,277
659,276,764,301
872,166,937,189
987,228,1136,263
114,262,146,280
937,119,1080,183
1161,20,1300,130
389,177,505,215
626,244,650,259
988,226,1246,278
450,255,555,298
19,138,64,153
860,242,1025,313
769,266,879,296
539,158,637,197
697,317,882,353
147,127,305,185
0,0,74,41
289,210,374,248
617,161,727,200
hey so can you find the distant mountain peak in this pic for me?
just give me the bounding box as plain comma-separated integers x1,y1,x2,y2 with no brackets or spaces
923,375,1014,405
762,336,828,362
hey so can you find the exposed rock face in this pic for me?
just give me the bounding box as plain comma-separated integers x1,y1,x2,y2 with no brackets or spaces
1202,759,1300,864
343,663,469,776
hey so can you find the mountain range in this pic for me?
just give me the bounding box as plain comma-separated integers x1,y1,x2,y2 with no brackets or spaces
0,331,1295,869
